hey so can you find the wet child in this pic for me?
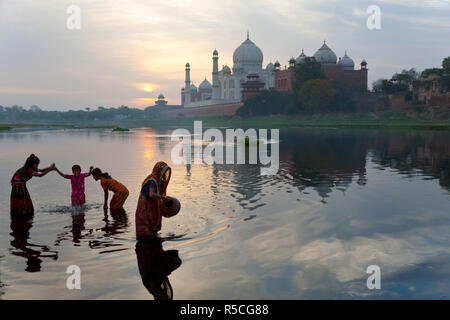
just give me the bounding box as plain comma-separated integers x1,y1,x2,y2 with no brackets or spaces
91,168,129,212
55,165,93,206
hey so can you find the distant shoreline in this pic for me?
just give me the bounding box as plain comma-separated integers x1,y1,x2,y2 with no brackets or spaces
1,110,449,131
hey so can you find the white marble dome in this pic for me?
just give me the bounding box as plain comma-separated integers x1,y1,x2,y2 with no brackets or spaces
190,83,197,91
296,49,307,64
339,51,354,70
266,62,274,71
233,34,263,72
313,41,337,64
199,78,212,89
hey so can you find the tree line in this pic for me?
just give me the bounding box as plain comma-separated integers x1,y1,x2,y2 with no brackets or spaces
0,105,161,123
237,56,450,117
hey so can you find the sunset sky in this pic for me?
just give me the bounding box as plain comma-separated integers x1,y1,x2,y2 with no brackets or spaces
0,0,449,110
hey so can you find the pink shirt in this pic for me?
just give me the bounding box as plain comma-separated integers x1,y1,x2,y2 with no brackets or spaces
64,173,90,206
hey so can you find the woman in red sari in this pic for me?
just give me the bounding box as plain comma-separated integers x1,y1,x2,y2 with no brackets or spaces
10,154,55,216
135,161,171,238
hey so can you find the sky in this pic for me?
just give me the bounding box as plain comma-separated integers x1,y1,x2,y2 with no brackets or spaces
0,0,449,110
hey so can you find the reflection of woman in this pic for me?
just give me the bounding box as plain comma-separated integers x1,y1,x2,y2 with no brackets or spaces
135,237,181,300
135,161,171,237
10,215,58,272
10,154,55,216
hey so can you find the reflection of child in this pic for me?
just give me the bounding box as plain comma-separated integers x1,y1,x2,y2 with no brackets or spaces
55,165,93,206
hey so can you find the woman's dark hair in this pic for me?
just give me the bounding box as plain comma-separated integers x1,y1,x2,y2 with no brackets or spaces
72,164,81,172
92,168,111,179
24,154,40,169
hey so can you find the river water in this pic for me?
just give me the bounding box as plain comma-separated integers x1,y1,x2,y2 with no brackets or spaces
0,126,449,299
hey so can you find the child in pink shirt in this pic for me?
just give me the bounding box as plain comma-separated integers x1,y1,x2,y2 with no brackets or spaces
55,165,93,206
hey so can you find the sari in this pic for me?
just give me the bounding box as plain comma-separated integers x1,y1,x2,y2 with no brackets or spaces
10,167,37,216
135,161,171,237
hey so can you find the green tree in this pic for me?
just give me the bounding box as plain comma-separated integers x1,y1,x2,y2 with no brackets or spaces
392,68,419,88
237,89,296,117
330,76,360,112
299,79,334,113
293,57,326,93
442,56,450,75
421,68,443,77
372,78,385,93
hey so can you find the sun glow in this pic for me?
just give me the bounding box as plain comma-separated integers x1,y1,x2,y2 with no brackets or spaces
135,82,158,93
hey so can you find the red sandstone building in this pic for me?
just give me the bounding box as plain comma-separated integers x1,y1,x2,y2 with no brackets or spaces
274,42,368,93
413,73,449,106
241,73,266,101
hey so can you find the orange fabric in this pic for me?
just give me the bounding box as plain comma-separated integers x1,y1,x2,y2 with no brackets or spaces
100,177,129,209
100,177,128,193
110,189,129,210
135,162,171,237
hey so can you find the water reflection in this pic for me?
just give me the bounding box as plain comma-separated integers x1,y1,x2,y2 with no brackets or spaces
89,209,129,253
9,216,58,272
0,127,449,299
135,237,182,300
0,256,5,298
54,209,87,247
278,129,450,199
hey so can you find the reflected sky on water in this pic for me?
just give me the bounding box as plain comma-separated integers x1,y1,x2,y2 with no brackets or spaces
0,127,449,299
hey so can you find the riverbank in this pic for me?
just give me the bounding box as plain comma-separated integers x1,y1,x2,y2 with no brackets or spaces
0,123,114,131
1,110,449,131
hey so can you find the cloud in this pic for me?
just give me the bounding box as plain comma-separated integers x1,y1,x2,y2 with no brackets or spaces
0,0,449,109
0,87,87,95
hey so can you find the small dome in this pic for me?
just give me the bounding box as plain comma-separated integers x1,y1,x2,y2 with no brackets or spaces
313,41,337,64
361,59,367,66
340,51,354,70
222,65,231,74
274,60,280,67
233,33,263,71
199,78,212,89
185,62,190,68
158,93,165,99
190,82,197,91
295,49,307,64
266,62,274,70
289,57,296,64
213,49,218,56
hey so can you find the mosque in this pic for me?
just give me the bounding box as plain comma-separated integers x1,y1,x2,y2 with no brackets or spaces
181,33,368,107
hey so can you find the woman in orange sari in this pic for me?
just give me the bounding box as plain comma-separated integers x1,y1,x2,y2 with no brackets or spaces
135,161,171,238
91,168,129,212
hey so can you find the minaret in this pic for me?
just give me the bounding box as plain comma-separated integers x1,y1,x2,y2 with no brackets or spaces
212,49,219,100
184,62,191,105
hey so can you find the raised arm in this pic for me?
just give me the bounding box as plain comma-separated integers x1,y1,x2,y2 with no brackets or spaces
35,163,56,177
85,166,94,177
54,167,68,178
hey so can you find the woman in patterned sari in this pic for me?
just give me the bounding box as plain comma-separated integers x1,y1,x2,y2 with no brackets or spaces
10,154,55,216
135,161,172,238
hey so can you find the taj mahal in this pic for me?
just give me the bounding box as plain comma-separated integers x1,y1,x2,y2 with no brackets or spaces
180,32,367,108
